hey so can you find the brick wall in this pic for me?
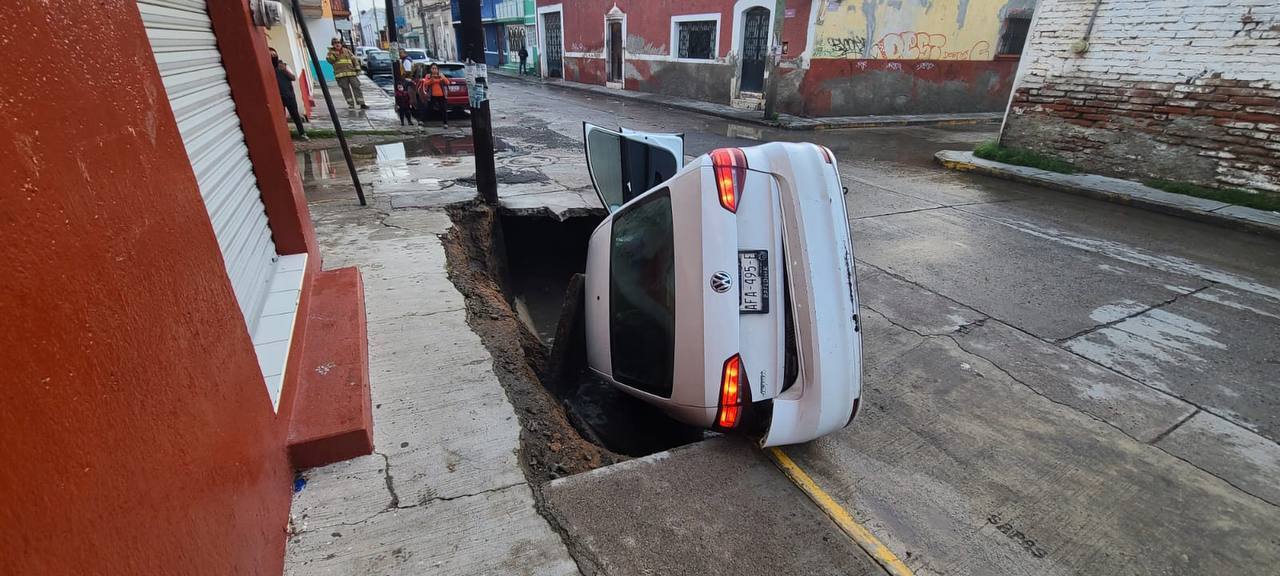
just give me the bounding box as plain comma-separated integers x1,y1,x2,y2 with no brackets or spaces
1002,0,1280,194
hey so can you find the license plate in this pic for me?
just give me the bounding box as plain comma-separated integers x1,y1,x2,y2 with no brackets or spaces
738,250,769,314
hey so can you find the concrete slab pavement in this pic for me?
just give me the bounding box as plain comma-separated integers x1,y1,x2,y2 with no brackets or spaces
1064,286,1280,444
541,437,885,576
286,195,578,574
1156,411,1280,508
792,309,1280,575
857,265,1197,444
853,206,1213,340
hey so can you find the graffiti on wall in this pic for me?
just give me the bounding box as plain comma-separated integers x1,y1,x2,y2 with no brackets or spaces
871,31,992,60
823,36,867,58
813,0,1013,61
873,31,946,59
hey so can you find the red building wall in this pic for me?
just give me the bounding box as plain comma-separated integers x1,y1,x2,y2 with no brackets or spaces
539,0,1020,117
552,0,732,56
0,3,309,574
792,58,1019,117
543,0,809,104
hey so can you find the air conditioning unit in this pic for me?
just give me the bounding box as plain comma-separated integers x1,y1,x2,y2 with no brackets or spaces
250,0,283,28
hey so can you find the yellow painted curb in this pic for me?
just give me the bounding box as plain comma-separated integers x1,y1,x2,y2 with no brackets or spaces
939,158,977,172
767,447,915,576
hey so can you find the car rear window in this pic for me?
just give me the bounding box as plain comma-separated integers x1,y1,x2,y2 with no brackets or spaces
407,50,427,59
438,65,466,78
369,52,390,61
609,189,675,398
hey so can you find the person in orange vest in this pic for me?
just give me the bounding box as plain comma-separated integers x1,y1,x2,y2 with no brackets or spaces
420,64,449,129
326,38,367,110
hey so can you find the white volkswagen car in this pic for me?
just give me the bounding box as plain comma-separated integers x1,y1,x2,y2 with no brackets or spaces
581,123,863,447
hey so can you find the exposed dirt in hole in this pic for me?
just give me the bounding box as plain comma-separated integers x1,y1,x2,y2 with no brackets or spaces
443,202,623,482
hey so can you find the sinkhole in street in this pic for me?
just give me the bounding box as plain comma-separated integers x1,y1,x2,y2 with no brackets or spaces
444,204,707,477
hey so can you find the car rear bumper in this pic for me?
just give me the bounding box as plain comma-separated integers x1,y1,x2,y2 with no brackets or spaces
757,145,862,447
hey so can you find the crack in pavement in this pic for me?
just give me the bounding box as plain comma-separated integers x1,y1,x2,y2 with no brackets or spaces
854,260,1241,436
377,451,400,509
292,481,532,535
1149,408,1201,446
395,307,467,319
1052,283,1217,344
863,302,1280,509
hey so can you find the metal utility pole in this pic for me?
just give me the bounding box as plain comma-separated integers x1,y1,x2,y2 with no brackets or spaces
385,0,401,85
290,0,366,205
459,0,499,205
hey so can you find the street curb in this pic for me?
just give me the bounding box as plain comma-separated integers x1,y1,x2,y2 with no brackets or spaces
935,150,1280,239
492,70,1002,131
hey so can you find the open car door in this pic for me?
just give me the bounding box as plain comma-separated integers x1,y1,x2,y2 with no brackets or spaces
583,123,685,213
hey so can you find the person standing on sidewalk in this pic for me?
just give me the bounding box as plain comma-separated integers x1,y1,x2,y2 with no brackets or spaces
269,48,308,140
518,46,529,74
327,39,367,110
421,64,449,129
398,48,413,79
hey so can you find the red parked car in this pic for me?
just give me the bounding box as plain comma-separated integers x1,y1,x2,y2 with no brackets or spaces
410,62,469,119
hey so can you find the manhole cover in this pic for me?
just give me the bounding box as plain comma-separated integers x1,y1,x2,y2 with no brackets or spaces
501,154,558,169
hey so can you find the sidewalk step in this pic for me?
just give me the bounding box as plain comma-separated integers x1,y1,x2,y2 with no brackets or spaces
287,267,372,469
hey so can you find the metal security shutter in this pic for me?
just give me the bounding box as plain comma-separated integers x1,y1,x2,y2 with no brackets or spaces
138,0,279,335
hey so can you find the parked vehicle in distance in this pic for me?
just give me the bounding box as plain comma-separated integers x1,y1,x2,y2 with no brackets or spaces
581,123,862,446
404,49,430,68
355,46,378,66
410,62,470,115
364,50,393,76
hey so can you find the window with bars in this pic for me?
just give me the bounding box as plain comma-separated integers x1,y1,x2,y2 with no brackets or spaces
676,20,716,60
997,17,1031,56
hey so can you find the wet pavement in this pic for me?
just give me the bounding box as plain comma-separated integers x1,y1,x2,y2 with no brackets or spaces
295,74,1280,575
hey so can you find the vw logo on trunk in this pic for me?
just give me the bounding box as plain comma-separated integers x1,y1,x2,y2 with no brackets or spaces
710,271,733,293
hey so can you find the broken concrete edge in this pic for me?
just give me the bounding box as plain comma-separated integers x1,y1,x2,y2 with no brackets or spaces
287,267,373,470
935,150,1280,240
491,69,1001,131
498,203,607,222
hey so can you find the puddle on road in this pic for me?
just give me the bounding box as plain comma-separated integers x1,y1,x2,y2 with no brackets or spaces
298,135,485,202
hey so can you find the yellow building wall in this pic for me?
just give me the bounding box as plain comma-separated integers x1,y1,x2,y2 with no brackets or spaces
812,0,1025,60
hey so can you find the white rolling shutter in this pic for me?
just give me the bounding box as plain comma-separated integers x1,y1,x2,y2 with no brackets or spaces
138,0,279,335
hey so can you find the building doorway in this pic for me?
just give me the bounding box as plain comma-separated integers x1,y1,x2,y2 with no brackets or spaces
543,12,563,78
739,7,769,93
607,21,623,83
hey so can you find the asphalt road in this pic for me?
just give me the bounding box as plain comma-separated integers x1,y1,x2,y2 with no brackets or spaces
487,76,1280,575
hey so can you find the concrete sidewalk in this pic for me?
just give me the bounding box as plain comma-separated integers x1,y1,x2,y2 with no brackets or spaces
490,68,1001,131
541,437,886,575
285,146,577,574
304,75,415,133
936,150,1280,238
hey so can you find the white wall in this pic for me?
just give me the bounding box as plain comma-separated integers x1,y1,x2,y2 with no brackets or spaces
1016,0,1280,91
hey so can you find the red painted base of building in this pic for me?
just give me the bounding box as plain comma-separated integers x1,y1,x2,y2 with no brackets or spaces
287,267,373,469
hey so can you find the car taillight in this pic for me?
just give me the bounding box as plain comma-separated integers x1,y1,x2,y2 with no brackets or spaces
717,354,743,428
710,147,747,212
